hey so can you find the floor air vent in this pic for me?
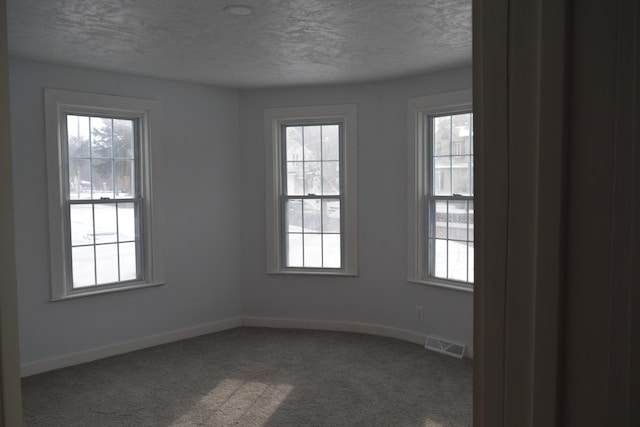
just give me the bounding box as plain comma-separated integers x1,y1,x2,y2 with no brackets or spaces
424,336,465,359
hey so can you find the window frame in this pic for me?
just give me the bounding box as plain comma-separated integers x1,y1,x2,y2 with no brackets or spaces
45,88,164,300
265,104,358,276
408,90,473,292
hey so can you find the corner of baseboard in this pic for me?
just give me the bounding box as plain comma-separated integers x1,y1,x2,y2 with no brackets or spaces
465,345,474,359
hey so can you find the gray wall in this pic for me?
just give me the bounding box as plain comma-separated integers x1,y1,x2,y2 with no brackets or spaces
10,59,474,367
9,59,243,365
239,67,474,349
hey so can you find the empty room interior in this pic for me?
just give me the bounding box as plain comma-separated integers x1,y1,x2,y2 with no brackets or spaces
4,1,476,425
2,0,639,426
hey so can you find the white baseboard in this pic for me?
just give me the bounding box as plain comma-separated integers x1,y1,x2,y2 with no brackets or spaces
243,317,473,358
22,316,472,376
244,317,426,346
20,318,243,377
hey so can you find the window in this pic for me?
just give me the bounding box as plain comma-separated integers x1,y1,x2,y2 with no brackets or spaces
265,104,357,275
45,89,164,300
408,90,473,291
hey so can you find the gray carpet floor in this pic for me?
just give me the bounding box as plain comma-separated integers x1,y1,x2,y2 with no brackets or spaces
22,327,472,426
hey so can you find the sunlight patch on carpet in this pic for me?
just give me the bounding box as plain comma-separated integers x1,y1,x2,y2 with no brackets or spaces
171,379,294,426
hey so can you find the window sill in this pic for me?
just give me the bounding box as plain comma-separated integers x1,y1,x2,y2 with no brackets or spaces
50,281,164,302
408,278,474,293
267,269,358,277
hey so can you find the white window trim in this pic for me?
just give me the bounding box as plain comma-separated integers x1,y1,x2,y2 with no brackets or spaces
45,88,164,300
408,89,473,292
265,104,358,276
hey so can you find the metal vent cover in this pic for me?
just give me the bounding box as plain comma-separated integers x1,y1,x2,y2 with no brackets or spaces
425,336,465,359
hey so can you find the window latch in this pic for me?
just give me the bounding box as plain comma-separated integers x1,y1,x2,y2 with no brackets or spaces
307,193,317,196
453,193,463,197
100,197,111,200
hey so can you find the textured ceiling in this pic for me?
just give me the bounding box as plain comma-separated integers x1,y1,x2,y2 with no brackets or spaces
7,0,472,89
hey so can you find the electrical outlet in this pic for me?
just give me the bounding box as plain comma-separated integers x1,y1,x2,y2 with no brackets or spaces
415,305,424,322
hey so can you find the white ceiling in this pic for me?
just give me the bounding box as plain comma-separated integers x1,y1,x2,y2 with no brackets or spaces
7,0,472,89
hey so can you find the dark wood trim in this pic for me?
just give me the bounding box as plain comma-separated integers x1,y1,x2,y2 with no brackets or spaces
474,0,570,425
631,5,640,425
475,0,640,425
0,0,23,425
562,0,639,425
531,1,570,424
473,0,509,425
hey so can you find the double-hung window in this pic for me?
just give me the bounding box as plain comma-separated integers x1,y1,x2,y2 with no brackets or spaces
265,104,357,275
408,90,473,291
45,89,164,300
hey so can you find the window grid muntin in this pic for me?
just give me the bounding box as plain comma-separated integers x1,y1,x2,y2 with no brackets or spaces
426,111,474,284
63,113,144,289
281,123,344,269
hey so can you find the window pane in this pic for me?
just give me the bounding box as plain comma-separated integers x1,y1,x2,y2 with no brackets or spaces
434,200,448,239
433,116,451,156
94,204,118,244
113,119,135,159
322,125,340,161
322,200,340,233
90,117,113,158
115,160,135,199
67,115,90,158
286,126,303,161
304,162,322,195
469,201,474,242
448,241,469,282
468,200,475,281
468,245,475,282
286,162,304,196
470,156,474,195
118,203,137,242
69,158,90,200
303,199,321,232
286,234,303,267
285,199,302,232
322,161,340,195
323,234,341,268
452,156,471,195
96,244,119,284
72,246,95,288
119,242,138,281
452,113,471,155
433,239,447,278
303,126,321,161
303,234,322,267
427,199,435,238
433,157,451,195
91,159,114,199
448,200,468,241
70,204,94,246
